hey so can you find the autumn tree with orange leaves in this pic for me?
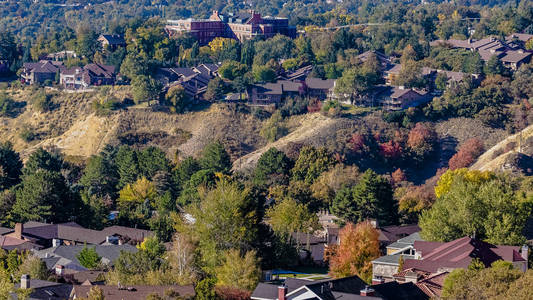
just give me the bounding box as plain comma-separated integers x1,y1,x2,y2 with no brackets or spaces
328,221,380,283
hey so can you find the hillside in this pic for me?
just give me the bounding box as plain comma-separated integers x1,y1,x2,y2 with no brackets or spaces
471,124,533,174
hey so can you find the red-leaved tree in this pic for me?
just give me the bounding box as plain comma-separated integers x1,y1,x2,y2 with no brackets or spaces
448,138,484,170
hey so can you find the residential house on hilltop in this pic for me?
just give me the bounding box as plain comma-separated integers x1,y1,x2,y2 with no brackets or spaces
305,77,336,101
430,35,532,70
156,64,220,99
378,86,430,111
247,80,305,106
60,63,116,89
20,60,63,85
40,50,77,62
165,10,296,44
11,275,74,300
98,34,126,50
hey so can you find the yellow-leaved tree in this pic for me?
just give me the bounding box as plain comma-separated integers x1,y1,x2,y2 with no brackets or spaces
118,177,157,208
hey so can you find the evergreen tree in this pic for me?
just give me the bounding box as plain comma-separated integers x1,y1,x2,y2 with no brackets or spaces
79,155,118,198
115,146,139,189
23,148,62,177
0,143,22,190
137,146,170,179
200,142,231,173
12,170,71,223
77,246,101,269
253,148,291,186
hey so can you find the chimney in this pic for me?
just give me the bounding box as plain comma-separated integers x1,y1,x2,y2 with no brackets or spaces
55,265,64,276
370,219,379,228
20,274,30,289
360,286,375,297
278,285,287,300
52,238,61,247
14,223,23,239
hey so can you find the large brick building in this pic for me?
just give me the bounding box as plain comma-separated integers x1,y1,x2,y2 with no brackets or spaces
165,10,296,44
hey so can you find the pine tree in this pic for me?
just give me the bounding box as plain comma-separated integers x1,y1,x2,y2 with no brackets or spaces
0,142,22,190
200,142,231,173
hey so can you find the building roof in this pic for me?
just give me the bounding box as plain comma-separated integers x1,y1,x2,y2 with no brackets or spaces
23,60,63,74
0,236,42,251
13,279,73,300
99,34,125,45
506,33,533,43
72,284,195,300
305,77,335,90
405,237,525,273
414,271,448,298
500,50,532,63
378,224,420,243
387,232,423,250
84,63,116,78
373,253,416,266
371,281,429,300
0,227,13,235
34,244,137,271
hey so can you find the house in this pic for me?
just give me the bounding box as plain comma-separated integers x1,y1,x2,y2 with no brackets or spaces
0,235,42,252
372,232,424,283
404,236,529,273
60,63,116,89
378,86,430,111
34,244,138,272
41,50,77,61
280,65,313,81
305,77,336,101
20,60,63,85
98,34,126,50
166,10,296,44
247,80,305,106
157,64,220,99
71,283,195,299
193,63,220,78
2,222,153,248
430,35,532,70
251,275,429,300
11,275,74,300
392,268,449,299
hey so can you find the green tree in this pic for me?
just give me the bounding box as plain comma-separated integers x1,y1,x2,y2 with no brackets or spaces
204,77,226,101
420,171,532,245
77,246,102,269
435,72,449,90
184,179,259,273
165,85,190,113
23,148,62,177
115,146,139,188
484,55,505,75
79,155,117,198
12,170,71,223
76,29,100,60
253,148,291,186
260,111,288,142
215,249,260,291
266,197,319,244
218,60,248,81
173,157,201,187
200,141,231,173
0,31,18,63
291,146,335,184
137,146,170,179
131,75,162,104
332,169,396,225
252,65,276,83
0,142,22,190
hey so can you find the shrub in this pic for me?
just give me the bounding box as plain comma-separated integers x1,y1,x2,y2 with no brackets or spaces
448,138,484,170
32,91,52,112
19,126,36,142
0,92,15,117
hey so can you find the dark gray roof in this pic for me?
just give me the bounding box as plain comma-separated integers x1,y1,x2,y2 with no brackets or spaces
35,245,137,270
305,77,335,90
387,232,423,250
373,254,416,265
251,283,280,299
372,282,429,300
100,34,125,45
13,280,73,300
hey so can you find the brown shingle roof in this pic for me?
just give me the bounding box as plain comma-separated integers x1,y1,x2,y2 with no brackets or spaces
305,77,335,90
378,224,420,243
